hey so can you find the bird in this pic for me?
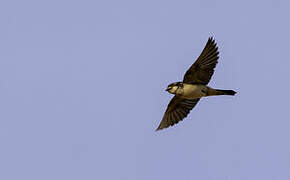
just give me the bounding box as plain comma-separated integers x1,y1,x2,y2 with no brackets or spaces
156,37,236,131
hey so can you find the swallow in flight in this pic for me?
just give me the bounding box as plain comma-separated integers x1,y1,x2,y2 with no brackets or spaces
157,37,236,131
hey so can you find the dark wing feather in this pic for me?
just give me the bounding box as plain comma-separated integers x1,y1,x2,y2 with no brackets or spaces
156,96,200,131
183,37,219,85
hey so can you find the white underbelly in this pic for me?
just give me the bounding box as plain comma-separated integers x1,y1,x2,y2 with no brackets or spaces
178,84,207,99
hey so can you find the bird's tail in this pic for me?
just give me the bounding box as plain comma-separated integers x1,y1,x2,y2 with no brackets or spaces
213,89,237,96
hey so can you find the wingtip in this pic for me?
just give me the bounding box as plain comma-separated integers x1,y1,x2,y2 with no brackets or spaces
208,36,215,42
156,124,169,131
155,126,163,131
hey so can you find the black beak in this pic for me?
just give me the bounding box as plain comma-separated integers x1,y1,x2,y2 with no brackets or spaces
165,87,170,91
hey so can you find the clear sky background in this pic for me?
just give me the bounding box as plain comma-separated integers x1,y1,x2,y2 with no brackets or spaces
1,0,290,179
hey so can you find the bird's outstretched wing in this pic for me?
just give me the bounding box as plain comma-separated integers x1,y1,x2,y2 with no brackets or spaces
183,37,219,85
157,96,200,131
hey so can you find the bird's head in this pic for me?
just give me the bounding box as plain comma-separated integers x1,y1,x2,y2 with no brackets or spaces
166,82,183,94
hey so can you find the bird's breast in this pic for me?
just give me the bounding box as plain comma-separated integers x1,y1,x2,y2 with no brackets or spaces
177,84,207,99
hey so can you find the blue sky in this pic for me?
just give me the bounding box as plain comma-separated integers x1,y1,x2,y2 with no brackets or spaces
1,0,290,179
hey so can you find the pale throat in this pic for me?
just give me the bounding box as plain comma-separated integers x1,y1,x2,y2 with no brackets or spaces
168,86,177,94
